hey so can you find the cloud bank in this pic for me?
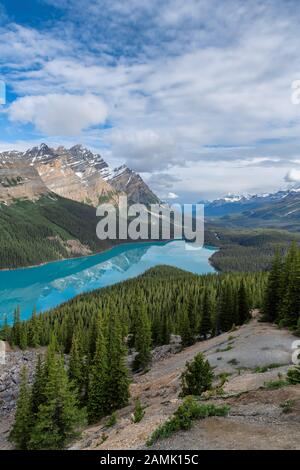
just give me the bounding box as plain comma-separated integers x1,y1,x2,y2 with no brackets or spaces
2,0,300,198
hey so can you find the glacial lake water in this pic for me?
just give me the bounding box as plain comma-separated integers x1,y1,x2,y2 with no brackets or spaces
0,240,216,322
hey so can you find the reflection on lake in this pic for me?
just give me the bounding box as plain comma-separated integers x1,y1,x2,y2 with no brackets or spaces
0,240,216,322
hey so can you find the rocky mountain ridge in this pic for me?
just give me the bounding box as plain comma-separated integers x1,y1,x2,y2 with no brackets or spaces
205,185,300,224
0,144,159,206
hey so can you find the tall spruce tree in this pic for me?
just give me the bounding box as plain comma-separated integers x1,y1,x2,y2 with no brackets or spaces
179,305,194,347
219,281,235,332
29,352,86,449
30,354,46,420
133,304,152,371
11,306,21,347
199,289,212,339
87,316,108,423
105,310,130,412
237,280,250,325
69,330,86,400
29,307,40,348
9,366,32,450
263,249,283,322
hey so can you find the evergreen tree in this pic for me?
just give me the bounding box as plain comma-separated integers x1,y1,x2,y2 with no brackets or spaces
11,306,21,346
179,306,194,347
263,249,283,322
29,352,86,449
87,317,108,423
133,304,152,371
219,281,235,332
180,353,214,396
29,307,40,348
30,354,46,419
0,315,10,341
106,310,130,412
69,331,86,399
160,313,171,345
9,366,32,450
199,289,212,339
19,322,28,350
237,280,250,325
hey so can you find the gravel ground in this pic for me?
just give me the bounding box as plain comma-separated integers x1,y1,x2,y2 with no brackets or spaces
73,319,299,450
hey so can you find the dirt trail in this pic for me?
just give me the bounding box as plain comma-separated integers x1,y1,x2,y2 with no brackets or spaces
72,320,299,450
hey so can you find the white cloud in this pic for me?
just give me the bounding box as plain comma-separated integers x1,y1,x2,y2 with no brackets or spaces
3,1,300,197
167,192,179,199
285,168,300,183
8,94,108,136
109,129,178,171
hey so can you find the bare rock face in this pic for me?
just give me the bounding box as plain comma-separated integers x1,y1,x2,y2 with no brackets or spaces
107,165,160,205
26,144,120,207
0,160,49,205
0,144,160,207
0,349,40,418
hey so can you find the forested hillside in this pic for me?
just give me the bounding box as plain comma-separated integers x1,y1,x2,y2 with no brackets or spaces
0,196,120,269
3,247,300,450
2,265,267,353
208,225,300,272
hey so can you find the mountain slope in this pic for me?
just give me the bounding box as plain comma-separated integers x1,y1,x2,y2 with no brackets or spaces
0,195,120,269
23,144,120,207
106,164,160,205
1,144,160,207
0,160,49,204
205,187,300,218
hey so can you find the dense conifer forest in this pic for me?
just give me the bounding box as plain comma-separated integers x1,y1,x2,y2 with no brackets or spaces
263,243,300,330
0,196,119,269
2,265,267,352
1,196,299,272
2,243,300,450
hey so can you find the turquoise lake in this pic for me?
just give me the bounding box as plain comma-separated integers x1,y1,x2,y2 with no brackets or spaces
0,241,216,322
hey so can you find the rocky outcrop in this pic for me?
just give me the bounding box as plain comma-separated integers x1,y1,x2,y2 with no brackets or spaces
0,349,40,417
0,144,160,207
0,161,49,205
107,165,160,205
26,144,120,207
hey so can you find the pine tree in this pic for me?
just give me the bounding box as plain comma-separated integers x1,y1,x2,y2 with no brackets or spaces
263,249,282,322
30,355,46,419
187,298,198,334
199,289,212,339
180,353,214,396
282,246,300,327
11,306,21,346
179,305,194,347
160,313,171,345
9,366,32,449
87,316,108,423
133,304,152,371
237,280,250,325
69,331,86,399
29,307,40,348
29,352,86,449
219,281,235,332
0,314,10,341
19,322,28,350
106,310,130,412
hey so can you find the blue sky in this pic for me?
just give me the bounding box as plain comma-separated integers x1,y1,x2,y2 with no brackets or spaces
1,0,300,200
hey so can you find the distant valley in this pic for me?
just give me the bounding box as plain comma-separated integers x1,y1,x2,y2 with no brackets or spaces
204,186,300,231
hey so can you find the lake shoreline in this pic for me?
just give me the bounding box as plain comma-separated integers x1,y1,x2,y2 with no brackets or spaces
0,239,171,273
0,239,218,273
0,241,217,323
